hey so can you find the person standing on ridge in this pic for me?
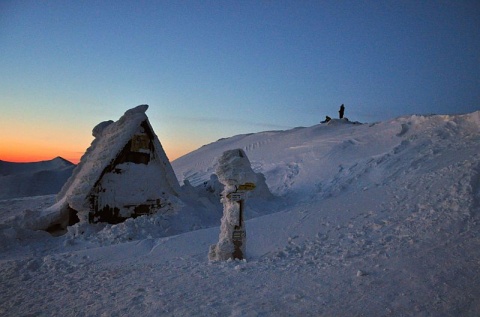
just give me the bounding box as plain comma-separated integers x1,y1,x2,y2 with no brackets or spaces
339,104,345,119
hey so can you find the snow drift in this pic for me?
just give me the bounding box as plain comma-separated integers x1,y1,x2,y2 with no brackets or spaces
0,111,479,316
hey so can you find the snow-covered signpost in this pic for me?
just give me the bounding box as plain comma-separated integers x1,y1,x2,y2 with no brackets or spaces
209,149,256,261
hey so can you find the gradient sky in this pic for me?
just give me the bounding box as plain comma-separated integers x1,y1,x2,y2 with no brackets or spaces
1,1,479,164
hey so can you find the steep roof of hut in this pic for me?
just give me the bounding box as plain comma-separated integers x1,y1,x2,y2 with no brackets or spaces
54,105,181,216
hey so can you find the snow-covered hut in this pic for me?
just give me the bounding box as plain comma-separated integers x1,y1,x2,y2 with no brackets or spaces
44,105,181,229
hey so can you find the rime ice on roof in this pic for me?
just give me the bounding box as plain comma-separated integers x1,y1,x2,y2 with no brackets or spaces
43,105,181,230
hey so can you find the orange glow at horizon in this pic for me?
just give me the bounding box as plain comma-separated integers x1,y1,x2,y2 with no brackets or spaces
0,97,209,167
0,112,93,164
0,114,204,165
161,139,202,162
0,148,83,164
0,136,86,164
1,139,197,165
0,153,82,164
1,146,191,165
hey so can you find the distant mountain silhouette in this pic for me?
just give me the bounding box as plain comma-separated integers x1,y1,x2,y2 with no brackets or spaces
0,157,75,199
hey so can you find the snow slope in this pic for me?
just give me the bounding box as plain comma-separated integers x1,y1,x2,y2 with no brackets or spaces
1,112,480,316
0,157,75,200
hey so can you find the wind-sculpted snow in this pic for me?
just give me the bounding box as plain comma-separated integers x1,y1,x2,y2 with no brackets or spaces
174,113,480,199
1,111,480,316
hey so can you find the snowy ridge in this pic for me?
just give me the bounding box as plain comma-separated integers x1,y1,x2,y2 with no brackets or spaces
0,156,73,176
1,111,480,316
173,113,480,199
0,157,75,200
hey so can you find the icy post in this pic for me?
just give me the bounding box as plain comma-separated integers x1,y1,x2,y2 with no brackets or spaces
208,149,256,261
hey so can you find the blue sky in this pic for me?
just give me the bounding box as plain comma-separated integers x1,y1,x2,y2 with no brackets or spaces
1,0,479,162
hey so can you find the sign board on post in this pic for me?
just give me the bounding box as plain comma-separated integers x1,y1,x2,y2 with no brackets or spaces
238,182,256,191
231,193,248,260
232,229,246,260
226,192,245,201
208,149,257,262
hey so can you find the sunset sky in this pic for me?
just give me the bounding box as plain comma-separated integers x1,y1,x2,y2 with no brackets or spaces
1,1,479,164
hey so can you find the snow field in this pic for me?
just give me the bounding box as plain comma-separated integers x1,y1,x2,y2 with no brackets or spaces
1,111,480,316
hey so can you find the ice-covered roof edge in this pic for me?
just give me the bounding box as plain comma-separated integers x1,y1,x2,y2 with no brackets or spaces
144,118,182,195
55,104,180,212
